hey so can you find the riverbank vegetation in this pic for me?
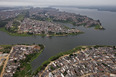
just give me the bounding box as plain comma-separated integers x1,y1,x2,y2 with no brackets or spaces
94,25,105,30
13,44,44,77
0,44,45,77
0,27,84,37
0,27,33,36
0,45,12,53
33,46,84,75
33,45,114,76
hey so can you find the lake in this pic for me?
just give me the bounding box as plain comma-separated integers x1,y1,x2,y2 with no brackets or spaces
0,7,116,70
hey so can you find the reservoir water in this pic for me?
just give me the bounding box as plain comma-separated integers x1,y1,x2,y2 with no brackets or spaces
0,7,116,70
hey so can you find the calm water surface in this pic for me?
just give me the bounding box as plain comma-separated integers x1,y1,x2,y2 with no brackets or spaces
0,7,116,70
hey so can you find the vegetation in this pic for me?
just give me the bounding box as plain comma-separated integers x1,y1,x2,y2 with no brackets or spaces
15,14,25,21
0,45,12,53
33,45,115,76
92,45,112,48
50,66,55,71
0,27,84,37
7,26,18,33
47,17,104,30
102,63,108,67
12,21,20,26
0,18,13,28
53,19,71,23
0,20,8,28
0,65,3,74
15,11,29,22
0,27,34,37
31,15,79,26
5,11,29,33
64,26,70,29
63,71,67,76
13,44,44,77
0,44,44,77
47,31,84,37
113,46,116,50
33,46,84,75
114,53,116,57
94,25,104,30
0,65,3,73
31,15,48,21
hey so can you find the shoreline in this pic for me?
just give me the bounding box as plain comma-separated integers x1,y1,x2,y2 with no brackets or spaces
33,45,114,76
0,44,45,77
0,27,84,37
14,45,44,77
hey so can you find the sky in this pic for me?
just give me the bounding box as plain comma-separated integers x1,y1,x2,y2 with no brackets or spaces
0,0,116,7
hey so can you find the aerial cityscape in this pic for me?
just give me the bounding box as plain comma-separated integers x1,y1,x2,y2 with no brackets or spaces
2,7,103,37
0,0,116,77
39,46,116,77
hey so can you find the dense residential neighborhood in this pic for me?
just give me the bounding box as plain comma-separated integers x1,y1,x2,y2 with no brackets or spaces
6,18,80,35
2,8,104,36
0,0,116,77
0,10,23,21
29,8,102,27
39,46,116,77
1,45,116,77
0,7,113,77
0,45,41,77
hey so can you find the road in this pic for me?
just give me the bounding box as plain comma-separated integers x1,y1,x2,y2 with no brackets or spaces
0,47,13,77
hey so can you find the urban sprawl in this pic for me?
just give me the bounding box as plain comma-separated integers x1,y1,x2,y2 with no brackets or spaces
0,45,41,77
0,8,103,36
39,46,116,77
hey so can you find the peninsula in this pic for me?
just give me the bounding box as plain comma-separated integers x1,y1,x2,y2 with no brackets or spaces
0,44,44,77
1,45,116,77
0,8,104,36
35,45,116,77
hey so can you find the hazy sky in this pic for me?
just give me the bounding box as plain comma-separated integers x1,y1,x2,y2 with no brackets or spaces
0,0,116,7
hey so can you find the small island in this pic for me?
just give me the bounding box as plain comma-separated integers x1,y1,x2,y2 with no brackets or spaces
0,8,104,36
